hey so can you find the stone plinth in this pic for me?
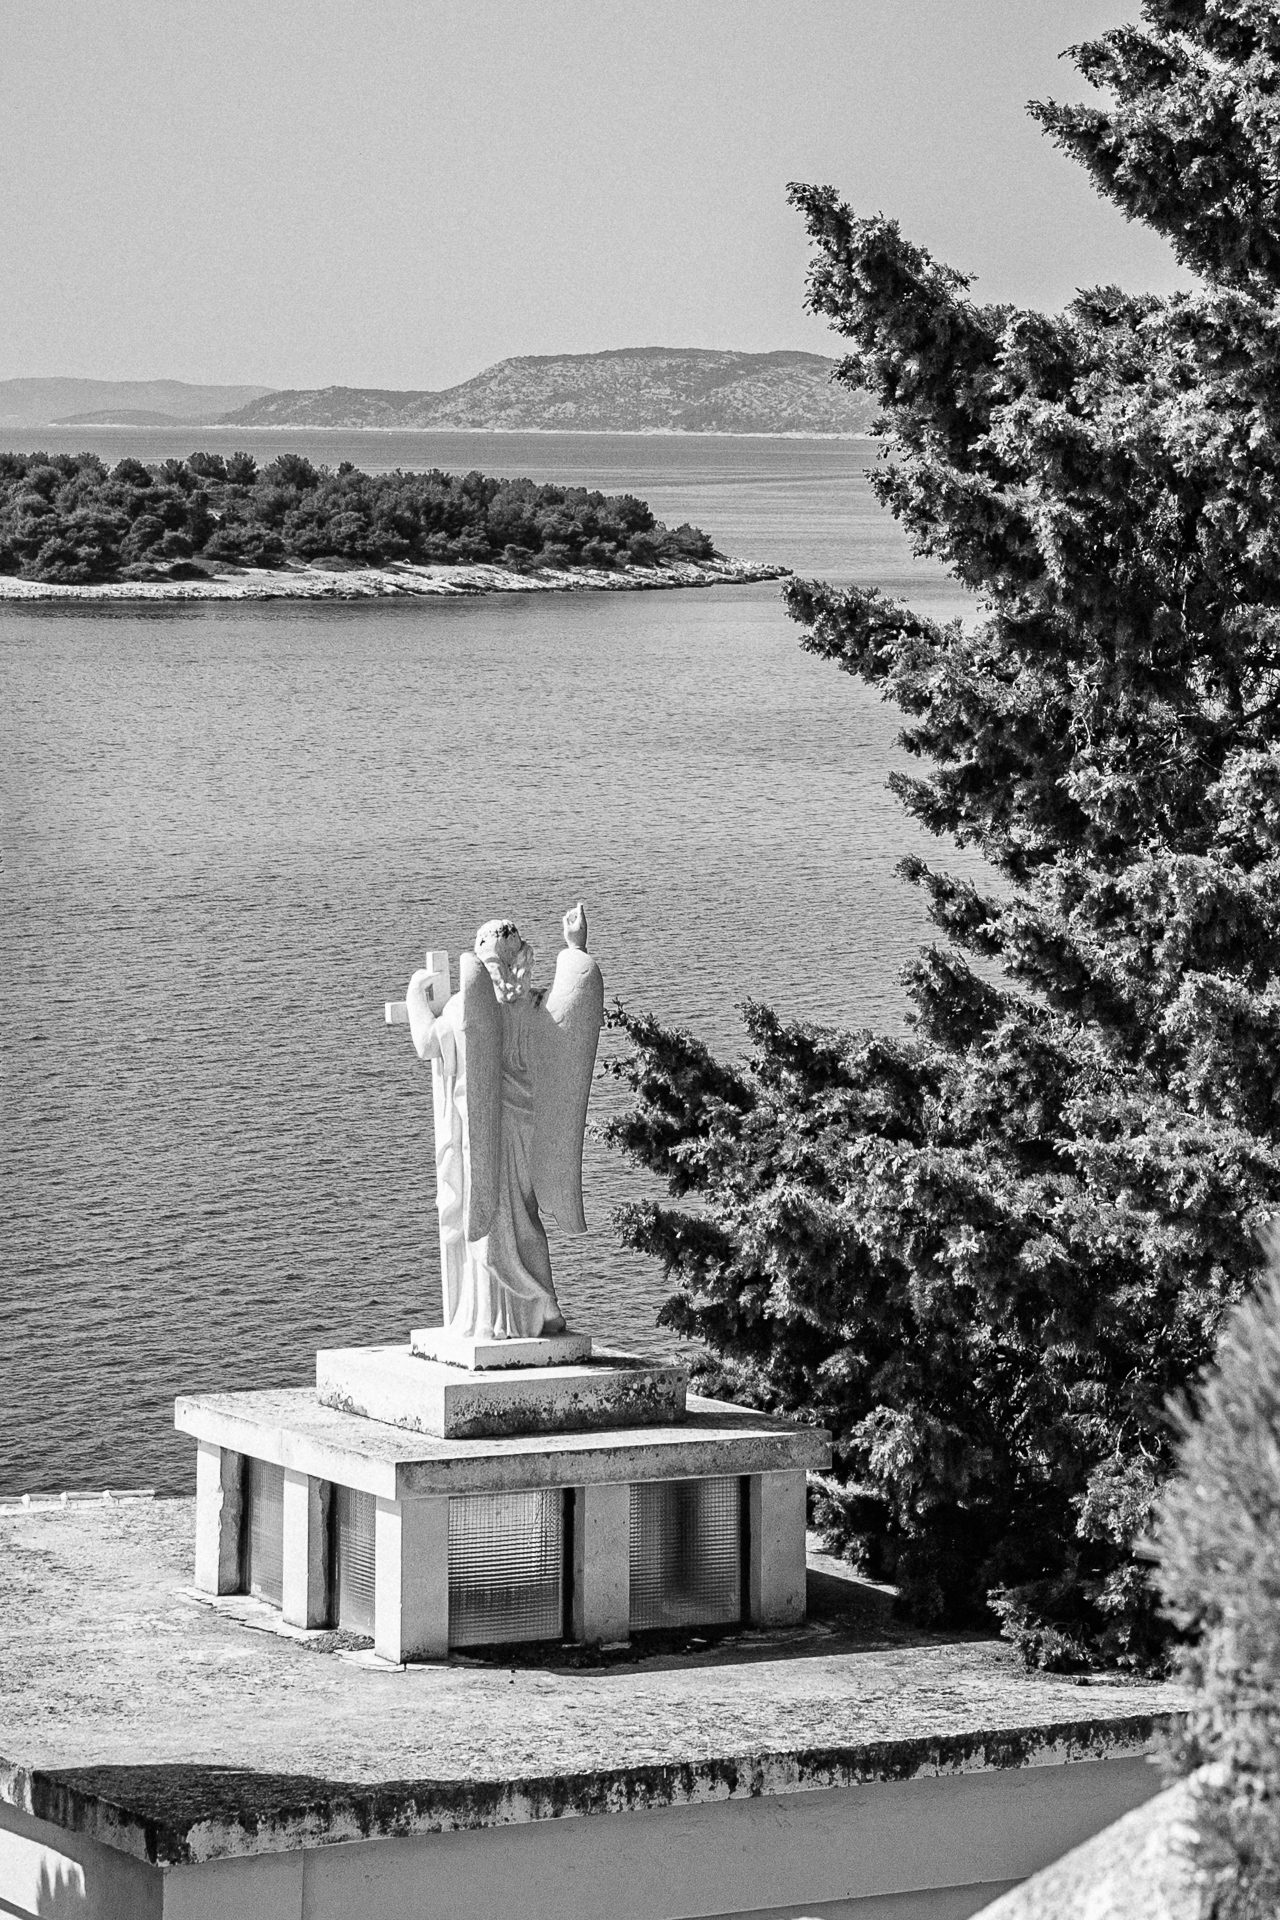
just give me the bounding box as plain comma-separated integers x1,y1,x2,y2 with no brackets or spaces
316,1343,687,1440
176,1386,828,1660
175,1386,829,1502
410,1328,594,1370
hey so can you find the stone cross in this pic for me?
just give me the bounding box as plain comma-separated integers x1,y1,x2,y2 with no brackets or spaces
385,950,450,1027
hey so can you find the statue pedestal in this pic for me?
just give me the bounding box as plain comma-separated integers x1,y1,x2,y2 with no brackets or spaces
177,1328,828,1663
317,1343,686,1440
409,1327,593,1371
177,1378,827,1662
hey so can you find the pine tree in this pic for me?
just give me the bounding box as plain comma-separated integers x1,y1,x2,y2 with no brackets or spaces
607,0,1280,1666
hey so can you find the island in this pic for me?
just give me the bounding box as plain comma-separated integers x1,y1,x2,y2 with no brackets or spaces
0,449,785,601
206,347,879,436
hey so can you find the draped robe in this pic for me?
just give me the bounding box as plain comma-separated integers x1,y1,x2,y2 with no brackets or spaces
418,946,604,1340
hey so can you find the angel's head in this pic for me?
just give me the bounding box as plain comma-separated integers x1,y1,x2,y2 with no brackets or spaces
474,919,533,1003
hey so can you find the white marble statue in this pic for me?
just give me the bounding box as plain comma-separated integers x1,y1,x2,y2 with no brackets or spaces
400,904,604,1341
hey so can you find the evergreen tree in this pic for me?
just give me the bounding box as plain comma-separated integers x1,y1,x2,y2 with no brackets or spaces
607,0,1280,1666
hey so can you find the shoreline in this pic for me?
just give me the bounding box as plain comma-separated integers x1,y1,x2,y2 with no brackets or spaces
0,553,788,604
10,424,874,443
195,425,869,440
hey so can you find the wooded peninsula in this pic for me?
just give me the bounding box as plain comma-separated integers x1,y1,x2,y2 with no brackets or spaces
0,449,717,585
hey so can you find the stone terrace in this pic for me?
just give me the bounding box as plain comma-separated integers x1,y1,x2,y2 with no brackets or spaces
0,1496,1186,1870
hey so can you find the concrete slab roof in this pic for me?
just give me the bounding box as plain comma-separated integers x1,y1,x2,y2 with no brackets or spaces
0,1498,1187,1869
173,1387,832,1498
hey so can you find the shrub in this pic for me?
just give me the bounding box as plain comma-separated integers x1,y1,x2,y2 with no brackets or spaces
665,522,715,560
187,452,227,483
111,457,151,489
1154,1228,1280,1916
202,521,284,567
19,505,123,581
262,453,320,491
626,531,662,565
120,513,168,561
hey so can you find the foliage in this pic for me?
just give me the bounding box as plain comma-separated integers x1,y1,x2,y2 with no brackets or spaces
607,0,1280,1667
0,449,714,583
1154,1230,1280,1917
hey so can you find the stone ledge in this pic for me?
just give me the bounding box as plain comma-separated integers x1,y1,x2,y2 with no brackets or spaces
173,1387,828,1498
1,1718,1180,1870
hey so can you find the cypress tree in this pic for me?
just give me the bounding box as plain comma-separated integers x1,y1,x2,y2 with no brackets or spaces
607,1,1280,1666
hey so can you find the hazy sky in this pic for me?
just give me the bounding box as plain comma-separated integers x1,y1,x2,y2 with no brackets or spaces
2,1,1190,391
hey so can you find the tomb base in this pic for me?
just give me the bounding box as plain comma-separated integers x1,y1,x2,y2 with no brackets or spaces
316,1343,687,1439
176,1382,829,1658
409,1327,594,1370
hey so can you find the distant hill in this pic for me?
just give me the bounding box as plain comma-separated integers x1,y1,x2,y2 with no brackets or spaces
1,353,878,437
221,386,432,429
54,409,194,428
0,379,274,429
216,349,876,435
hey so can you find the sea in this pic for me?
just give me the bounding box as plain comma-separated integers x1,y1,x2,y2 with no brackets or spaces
1,429,985,1496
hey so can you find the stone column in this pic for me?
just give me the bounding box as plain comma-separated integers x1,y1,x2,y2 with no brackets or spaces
747,1469,808,1626
571,1481,631,1644
374,1494,449,1663
194,1440,244,1594
282,1469,330,1629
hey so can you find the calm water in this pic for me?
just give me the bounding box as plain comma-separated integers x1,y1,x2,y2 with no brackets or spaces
1,433,980,1495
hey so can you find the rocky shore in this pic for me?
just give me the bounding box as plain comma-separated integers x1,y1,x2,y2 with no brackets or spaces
0,553,786,604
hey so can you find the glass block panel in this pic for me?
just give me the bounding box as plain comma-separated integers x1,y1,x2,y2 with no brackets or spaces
246,1458,284,1607
334,1485,376,1637
448,1490,563,1648
629,1476,742,1632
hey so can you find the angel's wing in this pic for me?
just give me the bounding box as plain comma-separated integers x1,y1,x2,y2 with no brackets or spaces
531,947,605,1232
458,951,503,1240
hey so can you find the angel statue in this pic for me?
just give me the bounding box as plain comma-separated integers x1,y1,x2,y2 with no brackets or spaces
399,903,604,1342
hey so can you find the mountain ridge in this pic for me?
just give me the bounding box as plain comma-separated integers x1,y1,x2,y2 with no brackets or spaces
1,351,878,436
215,348,875,435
